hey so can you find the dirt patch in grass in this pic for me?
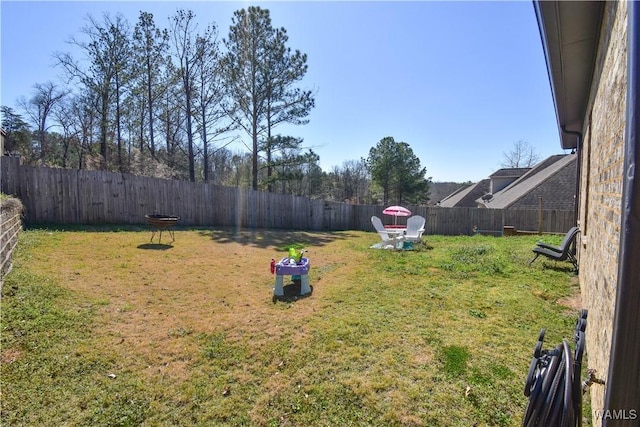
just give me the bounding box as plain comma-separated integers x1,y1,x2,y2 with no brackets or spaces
557,276,582,311
0,348,23,365
557,293,582,311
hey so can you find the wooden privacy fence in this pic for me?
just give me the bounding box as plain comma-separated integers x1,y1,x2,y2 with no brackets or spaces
1,157,575,234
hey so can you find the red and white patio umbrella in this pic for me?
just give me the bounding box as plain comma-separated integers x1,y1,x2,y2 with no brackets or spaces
382,205,411,225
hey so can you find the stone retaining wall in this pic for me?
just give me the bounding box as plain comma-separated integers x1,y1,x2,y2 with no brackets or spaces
1,197,23,284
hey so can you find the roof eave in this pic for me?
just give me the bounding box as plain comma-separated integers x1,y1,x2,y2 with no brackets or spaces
533,1,605,150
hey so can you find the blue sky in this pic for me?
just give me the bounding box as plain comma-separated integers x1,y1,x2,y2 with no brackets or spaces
0,1,567,182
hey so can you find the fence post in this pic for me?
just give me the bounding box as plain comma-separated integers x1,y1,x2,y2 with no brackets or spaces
538,197,543,234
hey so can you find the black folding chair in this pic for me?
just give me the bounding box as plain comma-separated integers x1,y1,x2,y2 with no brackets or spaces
529,227,579,272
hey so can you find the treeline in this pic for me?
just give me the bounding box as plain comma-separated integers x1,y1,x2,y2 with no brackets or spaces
2,6,430,205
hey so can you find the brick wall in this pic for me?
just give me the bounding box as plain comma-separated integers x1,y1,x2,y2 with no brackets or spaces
577,1,628,422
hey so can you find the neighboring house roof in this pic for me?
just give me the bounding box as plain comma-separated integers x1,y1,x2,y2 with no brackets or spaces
427,182,469,206
438,179,490,208
476,154,577,209
489,168,531,178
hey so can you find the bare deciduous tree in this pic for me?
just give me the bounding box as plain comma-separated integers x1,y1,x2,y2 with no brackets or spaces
18,81,67,163
169,9,200,182
193,26,235,183
501,139,540,168
55,13,130,170
132,11,169,158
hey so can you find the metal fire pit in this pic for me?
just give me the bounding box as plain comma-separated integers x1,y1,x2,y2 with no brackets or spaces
145,214,179,244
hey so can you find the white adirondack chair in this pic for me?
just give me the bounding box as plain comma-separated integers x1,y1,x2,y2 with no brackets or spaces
371,216,404,249
405,215,426,243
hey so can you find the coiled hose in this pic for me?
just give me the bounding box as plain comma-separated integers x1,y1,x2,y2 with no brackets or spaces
522,309,588,427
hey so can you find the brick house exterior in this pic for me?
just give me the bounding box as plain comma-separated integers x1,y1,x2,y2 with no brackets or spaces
535,1,640,424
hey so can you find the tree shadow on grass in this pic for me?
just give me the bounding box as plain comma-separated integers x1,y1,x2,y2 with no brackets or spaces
25,224,359,251
199,228,357,250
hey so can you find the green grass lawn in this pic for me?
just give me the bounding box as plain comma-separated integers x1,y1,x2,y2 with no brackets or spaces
1,228,582,426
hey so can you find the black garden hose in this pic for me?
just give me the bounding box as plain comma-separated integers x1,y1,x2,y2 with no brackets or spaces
522,309,588,427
